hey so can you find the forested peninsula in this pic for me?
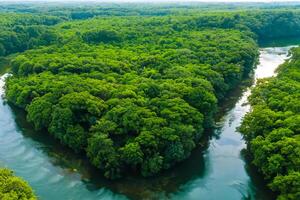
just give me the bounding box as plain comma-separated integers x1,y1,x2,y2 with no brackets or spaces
0,4,299,199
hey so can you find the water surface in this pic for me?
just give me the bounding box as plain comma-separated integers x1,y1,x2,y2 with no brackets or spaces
0,46,293,200
170,46,292,200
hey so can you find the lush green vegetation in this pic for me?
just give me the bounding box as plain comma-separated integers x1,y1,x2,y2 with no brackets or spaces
0,168,36,200
6,21,257,179
0,13,61,56
2,4,300,183
240,47,300,199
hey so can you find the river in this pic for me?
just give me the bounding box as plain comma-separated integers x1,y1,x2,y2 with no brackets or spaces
0,46,293,200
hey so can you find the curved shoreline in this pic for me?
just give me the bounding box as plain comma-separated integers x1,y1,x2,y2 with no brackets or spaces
0,46,293,200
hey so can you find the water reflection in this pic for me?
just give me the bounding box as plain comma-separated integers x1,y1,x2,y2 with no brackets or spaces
0,46,293,200
169,47,292,200
1,75,209,199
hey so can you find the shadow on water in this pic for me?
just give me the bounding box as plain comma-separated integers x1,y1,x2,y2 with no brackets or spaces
241,150,277,200
9,104,209,200
0,57,11,75
259,36,300,48
212,75,253,139
7,71,250,200
2,44,293,200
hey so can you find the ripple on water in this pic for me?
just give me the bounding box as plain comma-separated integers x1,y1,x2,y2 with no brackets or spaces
30,167,52,183
216,137,240,146
0,137,23,153
97,189,127,200
47,173,64,184
66,179,81,189
14,156,46,173
6,144,28,158
229,180,253,199
19,148,36,161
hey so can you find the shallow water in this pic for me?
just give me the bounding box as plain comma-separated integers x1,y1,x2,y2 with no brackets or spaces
169,46,292,200
0,46,293,200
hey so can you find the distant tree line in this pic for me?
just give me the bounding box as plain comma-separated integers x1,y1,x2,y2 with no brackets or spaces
2,6,300,193
0,14,62,56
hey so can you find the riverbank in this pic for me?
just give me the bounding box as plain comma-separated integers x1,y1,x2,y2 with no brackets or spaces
239,46,300,200
0,46,293,200
0,57,10,75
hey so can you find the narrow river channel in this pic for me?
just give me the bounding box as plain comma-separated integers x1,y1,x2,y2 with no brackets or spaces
0,46,294,200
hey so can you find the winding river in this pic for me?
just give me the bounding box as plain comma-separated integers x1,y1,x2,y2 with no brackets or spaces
0,46,293,200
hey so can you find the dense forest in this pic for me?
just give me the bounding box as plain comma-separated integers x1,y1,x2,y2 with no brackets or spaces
0,14,62,56
0,2,299,200
0,168,36,200
5,15,259,179
239,47,300,200
2,5,300,179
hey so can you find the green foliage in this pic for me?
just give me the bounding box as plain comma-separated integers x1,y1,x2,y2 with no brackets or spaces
3,4,300,181
0,168,36,200
240,47,300,199
270,171,300,200
87,133,121,179
0,14,62,56
141,154,164,177
82,30,121,44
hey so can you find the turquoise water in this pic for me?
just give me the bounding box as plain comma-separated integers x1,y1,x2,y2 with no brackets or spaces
0,46,292,200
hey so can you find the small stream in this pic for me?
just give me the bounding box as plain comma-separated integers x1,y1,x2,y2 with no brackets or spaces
0,46,293,200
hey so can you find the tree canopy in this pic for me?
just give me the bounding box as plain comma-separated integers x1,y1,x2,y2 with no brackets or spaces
0,168,37,200
2,4,300,186
239,47,300,200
